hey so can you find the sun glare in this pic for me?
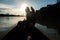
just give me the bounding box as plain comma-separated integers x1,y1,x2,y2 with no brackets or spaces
20,3,27,14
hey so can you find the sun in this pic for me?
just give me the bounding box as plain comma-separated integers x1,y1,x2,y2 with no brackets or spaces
20,3,27,14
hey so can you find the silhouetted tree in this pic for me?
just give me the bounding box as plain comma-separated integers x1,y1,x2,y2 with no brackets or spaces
31,7,35,13
35,2,60,38
25,7,36,22
25,7,30,14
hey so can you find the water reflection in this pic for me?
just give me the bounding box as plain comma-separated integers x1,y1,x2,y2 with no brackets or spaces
0,17,25,32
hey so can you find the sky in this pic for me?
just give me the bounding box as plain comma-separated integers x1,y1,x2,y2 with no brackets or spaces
0,0,57,15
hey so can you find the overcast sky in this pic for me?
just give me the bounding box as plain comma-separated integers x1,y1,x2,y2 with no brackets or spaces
0,0,57,15
0,0,57,9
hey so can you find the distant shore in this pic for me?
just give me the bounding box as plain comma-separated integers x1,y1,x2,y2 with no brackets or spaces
0,14,24,17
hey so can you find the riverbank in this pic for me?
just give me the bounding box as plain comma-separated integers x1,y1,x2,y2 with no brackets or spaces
35,23,59,40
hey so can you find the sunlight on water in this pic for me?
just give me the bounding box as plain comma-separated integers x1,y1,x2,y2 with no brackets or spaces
0,17,25,32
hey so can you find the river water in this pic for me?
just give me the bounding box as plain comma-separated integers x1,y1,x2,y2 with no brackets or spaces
0,17,59,40
0,17,25,32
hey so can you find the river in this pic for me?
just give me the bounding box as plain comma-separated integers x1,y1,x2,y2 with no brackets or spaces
0,17,25,32
0,17,59,40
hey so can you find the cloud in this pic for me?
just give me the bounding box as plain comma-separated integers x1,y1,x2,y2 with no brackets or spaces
0,3,14,9
0,3,26,15
0,3,16,14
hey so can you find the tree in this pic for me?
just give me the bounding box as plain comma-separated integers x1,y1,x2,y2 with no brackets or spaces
25,7,30,14
31,7,35,13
